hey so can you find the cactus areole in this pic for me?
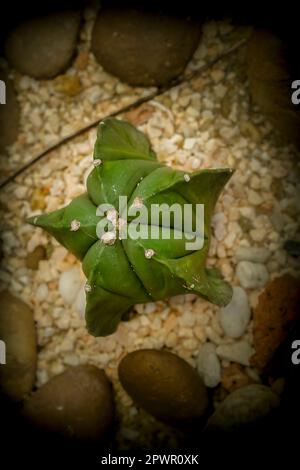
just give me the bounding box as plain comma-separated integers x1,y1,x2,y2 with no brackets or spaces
28,118,233,337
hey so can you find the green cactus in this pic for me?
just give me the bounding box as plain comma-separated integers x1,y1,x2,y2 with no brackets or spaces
28,118,233,336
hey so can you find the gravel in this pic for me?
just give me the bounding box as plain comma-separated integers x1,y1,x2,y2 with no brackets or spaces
197,342,221,387
219,286,251,338
58,267,84,305
236,261,269,289
216,341,255,366
235,246,271,263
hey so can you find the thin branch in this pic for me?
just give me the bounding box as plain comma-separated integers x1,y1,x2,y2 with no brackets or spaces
0,37,247,190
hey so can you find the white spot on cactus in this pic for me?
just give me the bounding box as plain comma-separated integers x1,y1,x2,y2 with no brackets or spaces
183,174,191,182
93,159,102,167
133,196,143,209
84,282,92,293
144,248,155,259
33,217,38,225
106,209,118,226
70,219,81,231
101,231,116,245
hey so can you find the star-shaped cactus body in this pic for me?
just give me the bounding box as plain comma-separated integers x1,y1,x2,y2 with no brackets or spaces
28,118,233,336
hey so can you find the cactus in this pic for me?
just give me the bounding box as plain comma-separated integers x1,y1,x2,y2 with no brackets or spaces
28,118,233,336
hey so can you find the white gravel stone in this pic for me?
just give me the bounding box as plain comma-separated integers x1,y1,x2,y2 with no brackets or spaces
74,284,86,317
197,342,221,387
235,246,271,263
183,137,197,150
144,302,156,314
86,85,102,104
247,189,263,206
212,212,227,241
59,267,83,305
236,261,269,289
216,340,254,366
219,286,251,338
64,353,80,366
35,283,49,302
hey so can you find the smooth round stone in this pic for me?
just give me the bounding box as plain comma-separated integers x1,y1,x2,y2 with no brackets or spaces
0,291,37,401
91,8,201,87
118,349,209,425
206,384,280,432
197,342,221,388
236,261,269,289
247,30,300,149
22,365,114,441
219,286,251,338
0,69,20,151
5,11,81,79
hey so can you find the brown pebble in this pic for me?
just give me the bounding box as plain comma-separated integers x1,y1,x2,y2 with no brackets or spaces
25,245,47,270
251,274,300,371
118,349,209,426
0,291,37,401
54,74,82,97
124,104,155,126
22,365,114,442
221,364,255,392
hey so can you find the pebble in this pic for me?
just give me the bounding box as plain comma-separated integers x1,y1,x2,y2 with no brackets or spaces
91,9,201,87
22,365,114,441
236,261,269,289
0,69,20,151
210,69,224,83
25,245,47,270
251,274,300,371
86,85,103,104
74,285,86,318
35,283,49,302
54,74,82,97
183,137,197,150
118,349,208,425
5,11,81,79
212,212,227,241
221,363,255,392
59,267,83,305
206,384,280,432
248,189,263,206
197,342,221,387
235,246,271,263
219,286,251,338
0,291,37,401
250,228,266,242
216,340,254,366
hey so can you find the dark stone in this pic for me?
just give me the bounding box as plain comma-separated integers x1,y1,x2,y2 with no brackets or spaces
22,365,115,442
0,68,19,151
5,11,81,79
91,8,202,87
247,30,300,148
